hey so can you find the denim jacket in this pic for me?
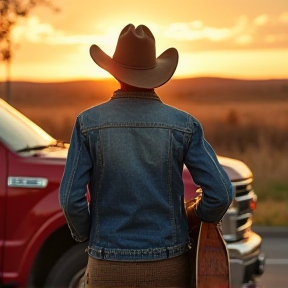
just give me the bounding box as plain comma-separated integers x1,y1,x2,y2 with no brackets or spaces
59,90,233,261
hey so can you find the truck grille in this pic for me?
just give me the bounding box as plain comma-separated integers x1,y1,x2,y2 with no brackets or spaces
222,178,257,242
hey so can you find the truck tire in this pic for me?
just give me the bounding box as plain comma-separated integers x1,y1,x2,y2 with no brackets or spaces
44,242,88,288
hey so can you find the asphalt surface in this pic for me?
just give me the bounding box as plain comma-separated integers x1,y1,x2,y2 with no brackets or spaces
252,226,288,288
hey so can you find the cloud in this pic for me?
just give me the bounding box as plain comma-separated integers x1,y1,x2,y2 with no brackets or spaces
12,16,57,43
235,35,253,45
12,16,119,54
253,14,269,26
163,13,288,50
279,12,288,23
163,22,232,42
12,13,288,54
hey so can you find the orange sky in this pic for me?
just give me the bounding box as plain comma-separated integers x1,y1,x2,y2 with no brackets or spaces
2,0,288,81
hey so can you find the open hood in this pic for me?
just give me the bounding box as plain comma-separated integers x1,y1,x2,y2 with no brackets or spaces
217,156,252,181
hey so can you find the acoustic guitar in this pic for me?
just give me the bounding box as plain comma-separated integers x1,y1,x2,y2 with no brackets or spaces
185,194,231,288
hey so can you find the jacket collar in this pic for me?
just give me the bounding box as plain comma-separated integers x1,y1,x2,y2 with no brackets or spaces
111,90,162,102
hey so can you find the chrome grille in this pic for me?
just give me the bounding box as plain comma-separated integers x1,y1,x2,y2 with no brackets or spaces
222,178,257,242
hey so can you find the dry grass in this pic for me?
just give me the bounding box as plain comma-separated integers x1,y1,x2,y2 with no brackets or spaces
253,200,288,226
2,78,287,226
169,99,288,227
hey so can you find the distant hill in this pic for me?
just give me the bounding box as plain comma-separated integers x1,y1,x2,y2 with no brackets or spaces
0,77,287,107
0,79,117,107
157,77,288,103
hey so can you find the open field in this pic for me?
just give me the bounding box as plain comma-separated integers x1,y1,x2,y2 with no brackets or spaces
1,77,287,226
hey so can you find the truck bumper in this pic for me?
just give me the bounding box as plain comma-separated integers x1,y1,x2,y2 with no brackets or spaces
227,231,265,288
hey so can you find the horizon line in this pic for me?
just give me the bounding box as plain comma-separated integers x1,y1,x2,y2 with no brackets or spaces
0,75,287,84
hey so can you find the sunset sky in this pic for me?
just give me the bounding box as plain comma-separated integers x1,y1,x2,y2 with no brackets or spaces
2,0,288,82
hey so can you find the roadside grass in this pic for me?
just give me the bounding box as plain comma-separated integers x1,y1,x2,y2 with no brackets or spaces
203,124,288,227
254,181,288,202
24,105,287,227
213,145,288,226
12,83,288,227
253,200,288,226
251,180,288,226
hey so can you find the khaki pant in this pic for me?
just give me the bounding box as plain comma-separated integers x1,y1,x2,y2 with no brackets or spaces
79,252,191,288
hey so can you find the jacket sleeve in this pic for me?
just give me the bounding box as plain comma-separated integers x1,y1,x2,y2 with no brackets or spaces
59,115,92,242
184,118,234,223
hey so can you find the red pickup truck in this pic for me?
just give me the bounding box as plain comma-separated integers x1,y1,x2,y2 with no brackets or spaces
0,98,264,288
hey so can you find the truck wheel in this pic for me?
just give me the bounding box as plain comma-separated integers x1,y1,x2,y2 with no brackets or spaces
44,242,88,288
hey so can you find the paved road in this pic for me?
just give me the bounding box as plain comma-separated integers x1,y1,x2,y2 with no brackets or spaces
253,226,288,288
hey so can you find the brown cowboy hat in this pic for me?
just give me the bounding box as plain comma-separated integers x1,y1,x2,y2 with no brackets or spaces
90,24,178,88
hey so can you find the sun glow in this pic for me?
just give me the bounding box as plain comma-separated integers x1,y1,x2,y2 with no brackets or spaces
3,1,288,82
176,49,288,80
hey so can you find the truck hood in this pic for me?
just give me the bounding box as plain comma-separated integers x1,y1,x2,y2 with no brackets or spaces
42,147,69,159
29,146,69,162
217,156,252,181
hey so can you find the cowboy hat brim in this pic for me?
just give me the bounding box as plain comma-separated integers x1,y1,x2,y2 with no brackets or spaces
90,44,178,89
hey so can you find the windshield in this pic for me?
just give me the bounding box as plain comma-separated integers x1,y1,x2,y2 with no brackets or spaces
0,98,55,152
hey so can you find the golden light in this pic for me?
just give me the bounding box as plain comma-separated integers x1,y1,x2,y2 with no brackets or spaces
6,2,288,82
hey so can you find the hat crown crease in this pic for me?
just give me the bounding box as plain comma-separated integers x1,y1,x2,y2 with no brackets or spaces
135,26,145,38
113,24,156,68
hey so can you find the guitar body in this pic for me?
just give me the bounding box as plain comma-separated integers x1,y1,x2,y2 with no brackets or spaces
185,197,230,288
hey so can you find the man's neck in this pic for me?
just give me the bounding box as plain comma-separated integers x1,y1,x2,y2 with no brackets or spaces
120,82,154,93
